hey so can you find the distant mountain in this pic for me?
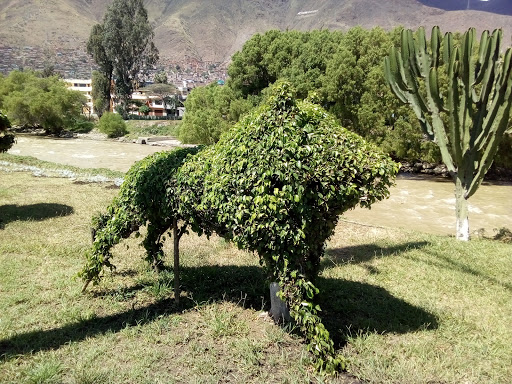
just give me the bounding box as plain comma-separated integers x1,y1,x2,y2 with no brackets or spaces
0,0,511,64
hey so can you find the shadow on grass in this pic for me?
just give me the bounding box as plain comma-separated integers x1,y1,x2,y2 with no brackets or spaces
0,265,437,359
316,277,438,347
0,203,74,229
324,241,429,266
410,250,512,292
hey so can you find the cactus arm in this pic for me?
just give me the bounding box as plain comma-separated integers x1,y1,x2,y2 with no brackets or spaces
474,30,492,88
404,29,422,78
467,101,512,199
428,68,443,110
460,29,476,154
400,30,430,113
475,30,490,82
384,53,408,103
473,30,499,134
414,27,430,77
474,33,507,150
468,50,512,198
476,48,512,151
431,26,442,69
446,46,464,165
384,43,435,139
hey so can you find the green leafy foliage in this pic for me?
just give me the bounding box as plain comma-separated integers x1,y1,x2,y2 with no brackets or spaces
91,70,111,118
138,105,151,115
0,71,86,134
179,83,256,144
78,79,398,374
68,116,94,133
153,70,168,84
183,27,442,163
176,82,399,372
183,27,509,166
91,0,159,112
78,147,201,286
97,112,128,138
0,110,15,152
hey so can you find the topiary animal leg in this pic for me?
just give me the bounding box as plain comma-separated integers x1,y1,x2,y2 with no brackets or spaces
143,221,168,272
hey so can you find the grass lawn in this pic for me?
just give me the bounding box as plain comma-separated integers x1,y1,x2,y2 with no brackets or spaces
124,120,180,140
0,168,511,383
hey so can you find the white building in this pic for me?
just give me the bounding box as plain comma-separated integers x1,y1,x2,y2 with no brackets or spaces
64,79,94,115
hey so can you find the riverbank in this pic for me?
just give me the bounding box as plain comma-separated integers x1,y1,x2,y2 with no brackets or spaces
400,160,512,182
4,135,512,237
10,129,512,182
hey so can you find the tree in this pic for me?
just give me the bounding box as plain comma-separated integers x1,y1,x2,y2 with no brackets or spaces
153,70,168,84
0,71,86,134
384,27,512,240
0,110,15,152
91,70,111,117
102,0,159,115
179,83,255,144
138,104,151,115
87,25,114,116
140,83,177,112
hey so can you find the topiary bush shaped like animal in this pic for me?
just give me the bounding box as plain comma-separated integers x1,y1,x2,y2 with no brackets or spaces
175,81,399,373
78,147,201,289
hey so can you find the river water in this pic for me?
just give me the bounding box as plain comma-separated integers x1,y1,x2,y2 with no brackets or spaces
9,135,174,172
7,136,512,237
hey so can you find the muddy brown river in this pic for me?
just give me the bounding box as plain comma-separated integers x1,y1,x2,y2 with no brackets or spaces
8,136,512,237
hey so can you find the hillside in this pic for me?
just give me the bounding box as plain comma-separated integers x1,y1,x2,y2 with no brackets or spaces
0,0,511,64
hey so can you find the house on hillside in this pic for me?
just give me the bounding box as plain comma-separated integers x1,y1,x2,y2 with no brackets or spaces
126,89,184,118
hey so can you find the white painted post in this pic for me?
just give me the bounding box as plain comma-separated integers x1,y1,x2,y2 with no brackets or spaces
269,282,290,323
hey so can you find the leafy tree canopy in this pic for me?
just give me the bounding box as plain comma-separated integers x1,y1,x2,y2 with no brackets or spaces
91,70,110,118
153,70,168,84
185,27,453,163
0,71,86,134
179,83,257,144
97,112,128,138
87,0,159,115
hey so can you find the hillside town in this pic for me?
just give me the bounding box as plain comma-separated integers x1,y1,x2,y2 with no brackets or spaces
0,43,229,118
0,44,228,94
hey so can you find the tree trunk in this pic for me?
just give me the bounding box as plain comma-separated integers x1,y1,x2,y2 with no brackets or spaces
455,175,470,241
173,218,180,305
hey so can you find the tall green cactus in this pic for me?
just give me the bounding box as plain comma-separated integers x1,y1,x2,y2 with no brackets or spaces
384,26,512,240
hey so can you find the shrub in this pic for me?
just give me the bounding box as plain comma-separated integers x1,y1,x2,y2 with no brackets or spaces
69,116,94,133
97,112,128,138
0,110,15,152
79,82,398,374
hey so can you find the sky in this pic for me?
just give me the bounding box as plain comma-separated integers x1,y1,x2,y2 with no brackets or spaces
417,0,510,15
